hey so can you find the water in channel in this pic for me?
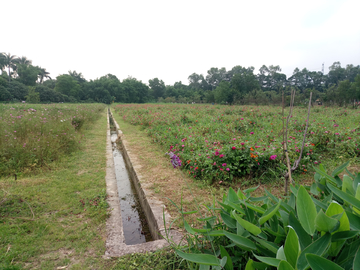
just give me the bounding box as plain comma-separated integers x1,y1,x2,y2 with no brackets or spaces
110,131,152,245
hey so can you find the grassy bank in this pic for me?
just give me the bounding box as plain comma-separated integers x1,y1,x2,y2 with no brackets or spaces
0,107,112,269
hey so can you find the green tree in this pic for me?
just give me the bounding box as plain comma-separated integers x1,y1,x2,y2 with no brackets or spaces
8,80,28,101
206,67,227,90
17,56,32,65
327,61,345,86
2,53,19,82
55,74,81,100
149,78,165,99
16,64,39,86
0,53,5,75
214,81,233,104
38,67,51,83
230,66,260,102
0,76,12,101
25,87,40,103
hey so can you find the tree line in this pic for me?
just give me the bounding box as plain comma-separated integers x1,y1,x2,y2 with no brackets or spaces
1,52,359,105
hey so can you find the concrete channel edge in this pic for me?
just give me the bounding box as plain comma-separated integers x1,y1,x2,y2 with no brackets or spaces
105,110,183,257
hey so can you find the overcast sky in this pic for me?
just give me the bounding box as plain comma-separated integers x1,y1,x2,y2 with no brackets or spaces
2,0,360,85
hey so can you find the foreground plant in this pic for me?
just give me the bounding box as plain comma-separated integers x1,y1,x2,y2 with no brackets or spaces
171,162,360,269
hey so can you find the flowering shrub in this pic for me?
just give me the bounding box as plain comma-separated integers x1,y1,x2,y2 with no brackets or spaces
113,104,360,182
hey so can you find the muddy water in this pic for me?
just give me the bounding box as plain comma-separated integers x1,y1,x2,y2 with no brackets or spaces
110,132,152,245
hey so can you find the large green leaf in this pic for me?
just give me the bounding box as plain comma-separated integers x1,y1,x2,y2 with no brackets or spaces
259,200,281,225
227,201,246,215
305,254,345,270
245,259,255,270
276,246,286,260
265,189,279,203
220,212,237,228
284,226,300,269
297,233,331,270
288,212,312,250
315,210,340,233
175,250,220,266
332,230,359,242
326,182,360,210
342,175,355,195
353,173,360,191
237,188,246,200
199,265,209,270
232,211,261,236
325,202,350,232
345,210,360,231
224,231,257,250
354,247,360,270
184,220,196,235
313,166,342,187
207,230,225,237
228,187,240,203
220,245,233,270
241,201,265,215
278,260,295,270
243,185,259,194
252,254,281,267
296,186,317,236
252,236,279,254
331,161,350,177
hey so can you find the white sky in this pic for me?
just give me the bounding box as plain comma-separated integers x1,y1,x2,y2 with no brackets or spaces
2,0,360,85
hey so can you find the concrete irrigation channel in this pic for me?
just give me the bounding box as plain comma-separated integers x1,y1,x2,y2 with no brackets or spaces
105,109,182,257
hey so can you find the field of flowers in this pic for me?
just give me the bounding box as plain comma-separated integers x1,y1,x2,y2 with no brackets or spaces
0,103,106,176
112,104,360,182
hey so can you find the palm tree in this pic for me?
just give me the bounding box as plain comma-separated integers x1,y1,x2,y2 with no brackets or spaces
38,67,51,83
0,53,5,74
17,56,32,66
2,53,19,82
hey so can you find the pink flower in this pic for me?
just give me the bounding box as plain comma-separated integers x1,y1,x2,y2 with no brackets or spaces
233,138,236,140
241,142,245,145
222,163,227,166
226,168,230,171
219,154,224,158
250,132,254,135
232,146,236,150
335,133,340,135
270,155,277,160
215,151,219,156
213,162,216,165
182,145,185,147
348,137,351,140
241,118,244,120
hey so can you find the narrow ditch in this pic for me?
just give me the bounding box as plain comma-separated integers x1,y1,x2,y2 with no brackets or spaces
109,114,153,245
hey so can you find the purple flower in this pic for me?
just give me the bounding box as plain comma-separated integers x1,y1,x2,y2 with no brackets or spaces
250,132,254,135
226,168,230,171
222,163,227,166
166,152,182,168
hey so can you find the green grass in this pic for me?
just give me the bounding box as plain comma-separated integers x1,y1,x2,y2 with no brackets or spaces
0,108,109,269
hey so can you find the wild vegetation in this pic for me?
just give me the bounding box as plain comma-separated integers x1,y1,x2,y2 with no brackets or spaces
1,52,359,106
0,103,106,177
112,103,360,183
